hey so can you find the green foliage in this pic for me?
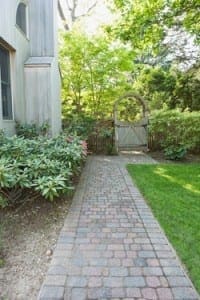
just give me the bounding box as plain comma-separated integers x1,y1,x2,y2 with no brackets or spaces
149,109,200,156
99,128,113,138
0,258,5,268
105,144,118,156
34,175,70,201
107,1,200,112
164,145,187,160
0,134,86,207
171,0,200,42
0,195,8,208
63,114,96,139
112,0,200,54
111,0,166,54
173,71,200,111
16,122,50,138
132,66,200,111
60,31,133,120
117,97,144,122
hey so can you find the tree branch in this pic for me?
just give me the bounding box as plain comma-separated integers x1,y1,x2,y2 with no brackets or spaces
87,1,98,15
76,1,98,20
66,0,72,11
58,0,99,30
58,0,70,30
58,0,66,21
71,1,77,23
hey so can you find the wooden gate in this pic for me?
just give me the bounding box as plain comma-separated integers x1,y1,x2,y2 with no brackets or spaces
114,92,149,152
116,118,148,151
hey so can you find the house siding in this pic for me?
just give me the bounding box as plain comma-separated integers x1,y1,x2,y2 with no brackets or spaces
0,0,61,136
29,0,55,57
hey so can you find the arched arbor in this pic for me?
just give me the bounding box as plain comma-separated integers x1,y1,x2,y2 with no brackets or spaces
114,92,149,153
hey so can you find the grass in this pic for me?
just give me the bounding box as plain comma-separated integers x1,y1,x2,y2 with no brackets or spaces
127,163,200,293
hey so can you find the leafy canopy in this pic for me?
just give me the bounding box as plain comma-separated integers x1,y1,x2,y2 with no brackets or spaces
60,30,134,119
111,0,200,62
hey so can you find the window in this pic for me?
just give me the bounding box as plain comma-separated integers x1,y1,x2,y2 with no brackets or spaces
16,3,27,35
0,46,13,120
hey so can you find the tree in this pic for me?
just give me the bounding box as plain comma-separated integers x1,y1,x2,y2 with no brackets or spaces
131,65,200,111
173,71,200,111
58,0,98,31
107,0,200,112
60,31,134,119
110,0,200,66
171,0,200,41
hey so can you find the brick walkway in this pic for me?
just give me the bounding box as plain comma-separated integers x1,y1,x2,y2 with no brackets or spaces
38,154,199,300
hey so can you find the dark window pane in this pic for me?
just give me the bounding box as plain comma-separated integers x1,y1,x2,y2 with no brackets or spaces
0,46,12,120
0,47,9,82
16,3,27,35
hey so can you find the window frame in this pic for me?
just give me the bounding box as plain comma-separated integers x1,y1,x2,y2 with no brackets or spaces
0,44,13,121
16,2,29,38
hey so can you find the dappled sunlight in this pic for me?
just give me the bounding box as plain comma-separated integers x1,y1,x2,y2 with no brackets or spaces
185,184,200,195
120,150,145,155
103,158,111,162
154,167,177,181
154,167,200,195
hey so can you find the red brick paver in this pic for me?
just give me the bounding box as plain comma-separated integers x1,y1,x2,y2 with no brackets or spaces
38,154,199,300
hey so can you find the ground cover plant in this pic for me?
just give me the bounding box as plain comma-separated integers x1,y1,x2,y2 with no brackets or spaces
0,133,87,207
127,164,200,293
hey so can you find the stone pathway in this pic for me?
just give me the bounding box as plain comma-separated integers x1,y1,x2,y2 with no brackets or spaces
38,154,199,300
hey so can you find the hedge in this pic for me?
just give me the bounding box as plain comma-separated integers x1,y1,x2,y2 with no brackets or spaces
148,109,200,157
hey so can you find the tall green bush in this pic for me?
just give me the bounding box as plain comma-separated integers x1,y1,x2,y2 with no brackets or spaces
63,114,96,139
149,109,200,158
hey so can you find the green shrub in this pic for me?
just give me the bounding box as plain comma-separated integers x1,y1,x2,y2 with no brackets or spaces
63,115,96,139
149,109,200,158
0,134,86,207
164,145,187,160
15,121,50,138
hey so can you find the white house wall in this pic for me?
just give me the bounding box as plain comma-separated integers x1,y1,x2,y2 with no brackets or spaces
0,0,61,136
0,0,29,135
24,64,51,125
27,0,61,135
50,58,61,136
24,56,61,135
14,31,30,123
0,1,16,45
29,0,55,57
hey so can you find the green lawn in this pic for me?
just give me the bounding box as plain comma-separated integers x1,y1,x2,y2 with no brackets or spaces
127,164,200,293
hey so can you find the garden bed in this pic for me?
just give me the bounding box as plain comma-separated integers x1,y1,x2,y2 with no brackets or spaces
0,195,73,299
0,192,75,300
0,131,86,299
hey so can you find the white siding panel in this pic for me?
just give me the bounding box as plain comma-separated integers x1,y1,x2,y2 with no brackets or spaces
50,59,61,135
14,31,30,123
0,1,16,47
29,0,54,56
25,66,51,125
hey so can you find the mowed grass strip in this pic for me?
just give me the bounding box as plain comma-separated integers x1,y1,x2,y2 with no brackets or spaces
127,164,200,293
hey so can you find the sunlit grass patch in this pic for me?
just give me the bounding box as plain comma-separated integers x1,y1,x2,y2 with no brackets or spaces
127,164,200,293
